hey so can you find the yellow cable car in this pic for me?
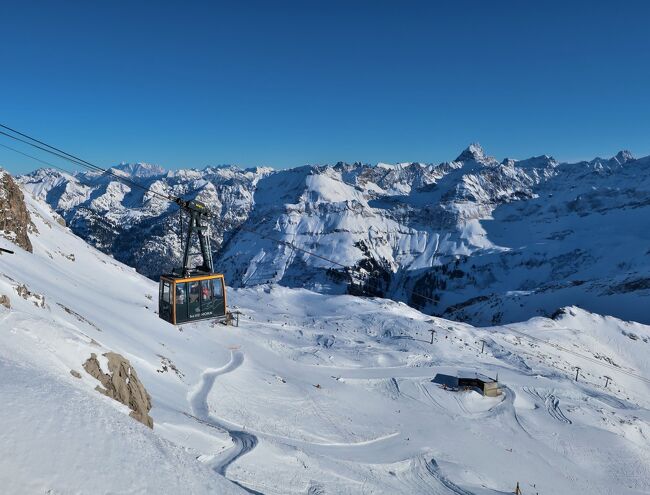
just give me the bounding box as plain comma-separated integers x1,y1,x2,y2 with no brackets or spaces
158,198,227,325
159,273,226,324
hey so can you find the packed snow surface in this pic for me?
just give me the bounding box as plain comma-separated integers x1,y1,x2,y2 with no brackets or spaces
1,183,650,494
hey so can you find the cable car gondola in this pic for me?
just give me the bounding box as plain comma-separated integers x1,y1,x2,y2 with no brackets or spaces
158,198,227,325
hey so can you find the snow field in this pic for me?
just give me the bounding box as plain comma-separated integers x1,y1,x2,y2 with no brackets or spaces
1,187,650,493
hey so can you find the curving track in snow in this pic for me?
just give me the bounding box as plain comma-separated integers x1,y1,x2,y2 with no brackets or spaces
523,387,572,424
189,351,263,494
187,350,511,493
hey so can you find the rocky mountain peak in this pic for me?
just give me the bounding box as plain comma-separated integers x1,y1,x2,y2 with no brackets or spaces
614,150,634,164
113,162,166,178
455,143,490,163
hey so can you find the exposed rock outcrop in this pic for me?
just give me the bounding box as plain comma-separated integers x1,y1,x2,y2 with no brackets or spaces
83,352,153,428
0,170,36,252
15,284,45,308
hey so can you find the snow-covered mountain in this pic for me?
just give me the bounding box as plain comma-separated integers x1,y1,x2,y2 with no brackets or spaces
113,161,167,178
3,168,650,494
19,164,272,278
18,144,650,326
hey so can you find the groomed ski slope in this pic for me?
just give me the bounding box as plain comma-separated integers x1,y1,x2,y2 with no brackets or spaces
1,188,650,493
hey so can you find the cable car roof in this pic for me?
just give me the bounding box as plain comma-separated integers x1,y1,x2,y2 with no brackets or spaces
161,273,225,283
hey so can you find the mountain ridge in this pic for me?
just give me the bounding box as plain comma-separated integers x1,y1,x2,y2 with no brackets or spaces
17,144,650,326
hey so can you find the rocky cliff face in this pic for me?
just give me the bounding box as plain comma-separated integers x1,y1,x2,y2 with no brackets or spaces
17,147,650,326
0,169,36,252
83,352,153,428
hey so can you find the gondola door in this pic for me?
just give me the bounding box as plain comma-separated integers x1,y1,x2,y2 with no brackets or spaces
174,282,188,323
213,277,225,316
159,280,172,322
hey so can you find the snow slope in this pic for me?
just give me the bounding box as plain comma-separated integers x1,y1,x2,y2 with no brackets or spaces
0,360,239,495
2,180,650,493
0,190,244,494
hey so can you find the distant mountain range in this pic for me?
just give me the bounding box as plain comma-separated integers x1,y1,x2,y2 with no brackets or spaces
18,144,650,326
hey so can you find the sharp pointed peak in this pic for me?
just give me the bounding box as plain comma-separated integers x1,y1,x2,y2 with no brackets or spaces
454,143,499,165
455,143,485,162
614,150,634,164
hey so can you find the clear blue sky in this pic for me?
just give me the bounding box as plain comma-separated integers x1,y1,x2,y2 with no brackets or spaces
2,0,650,174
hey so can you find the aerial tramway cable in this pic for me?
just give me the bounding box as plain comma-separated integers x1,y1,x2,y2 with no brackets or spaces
0,141,77,175
0,125,173,202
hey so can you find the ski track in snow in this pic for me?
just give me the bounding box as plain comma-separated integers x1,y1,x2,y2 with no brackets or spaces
186,350,431,493
505,388,534,439
189,351,263,494
522,387,572,424
186,348,469,493
425,458,476,495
